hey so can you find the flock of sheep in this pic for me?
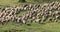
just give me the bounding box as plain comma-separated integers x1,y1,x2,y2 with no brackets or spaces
0,1,60,24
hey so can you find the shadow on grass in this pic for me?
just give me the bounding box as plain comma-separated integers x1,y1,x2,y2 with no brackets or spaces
4,29,25,32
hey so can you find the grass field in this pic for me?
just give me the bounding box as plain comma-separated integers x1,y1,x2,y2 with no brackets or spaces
0,0,60,6
1,22,60,32
0,0,60,32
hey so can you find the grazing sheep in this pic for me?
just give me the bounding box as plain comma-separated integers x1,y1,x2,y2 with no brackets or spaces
48,1,55,6
28,4,33,10
17,17,22,23
55,1,59,5
43,3,49,7
48,17,53,22
58,7,60,10
35,18,41,23
5,7,10,10
22,19,26,24
42,15,48,22
0,1,60,24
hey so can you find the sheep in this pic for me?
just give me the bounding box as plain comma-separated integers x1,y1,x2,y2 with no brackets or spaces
16,6,21,11
0,13,3,17
5,7,11,10
32,17,36,20
35,18,41,23
23,4,28,7
30,8,34,11
42,15,48,22
48,11,52,16
11,16,15,21
28,4,33,10
29,14,32,19
49,6,53,10
5,10,10,13
17,17,22,23
51,15,59,22
51,11,55,17
19,6,24,10
52,17,58,22
43,3,49,7
52,4,58,10
1,7,5,12
37,13,42,19
33,4,37,8
34,4,41,10
0,1,60,24
1,17,6,25
55,15,60,19
22,19,26,24
55,1,59,5
48,1,55,6
20,16,27,24
37,4,41,8
25,13,29,18
23,4,29,10
48,17,53,22
58,3,60,7
58,7,60,10
5,17,9,22
23,7,27,10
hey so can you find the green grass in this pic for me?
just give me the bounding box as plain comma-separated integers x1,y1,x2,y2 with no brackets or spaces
0,0,18,6
0,22,60,32
0,0,60,6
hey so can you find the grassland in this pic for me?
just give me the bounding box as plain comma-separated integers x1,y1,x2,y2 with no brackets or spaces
1,22,60,32
0,0,60,6
0,0,60,32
